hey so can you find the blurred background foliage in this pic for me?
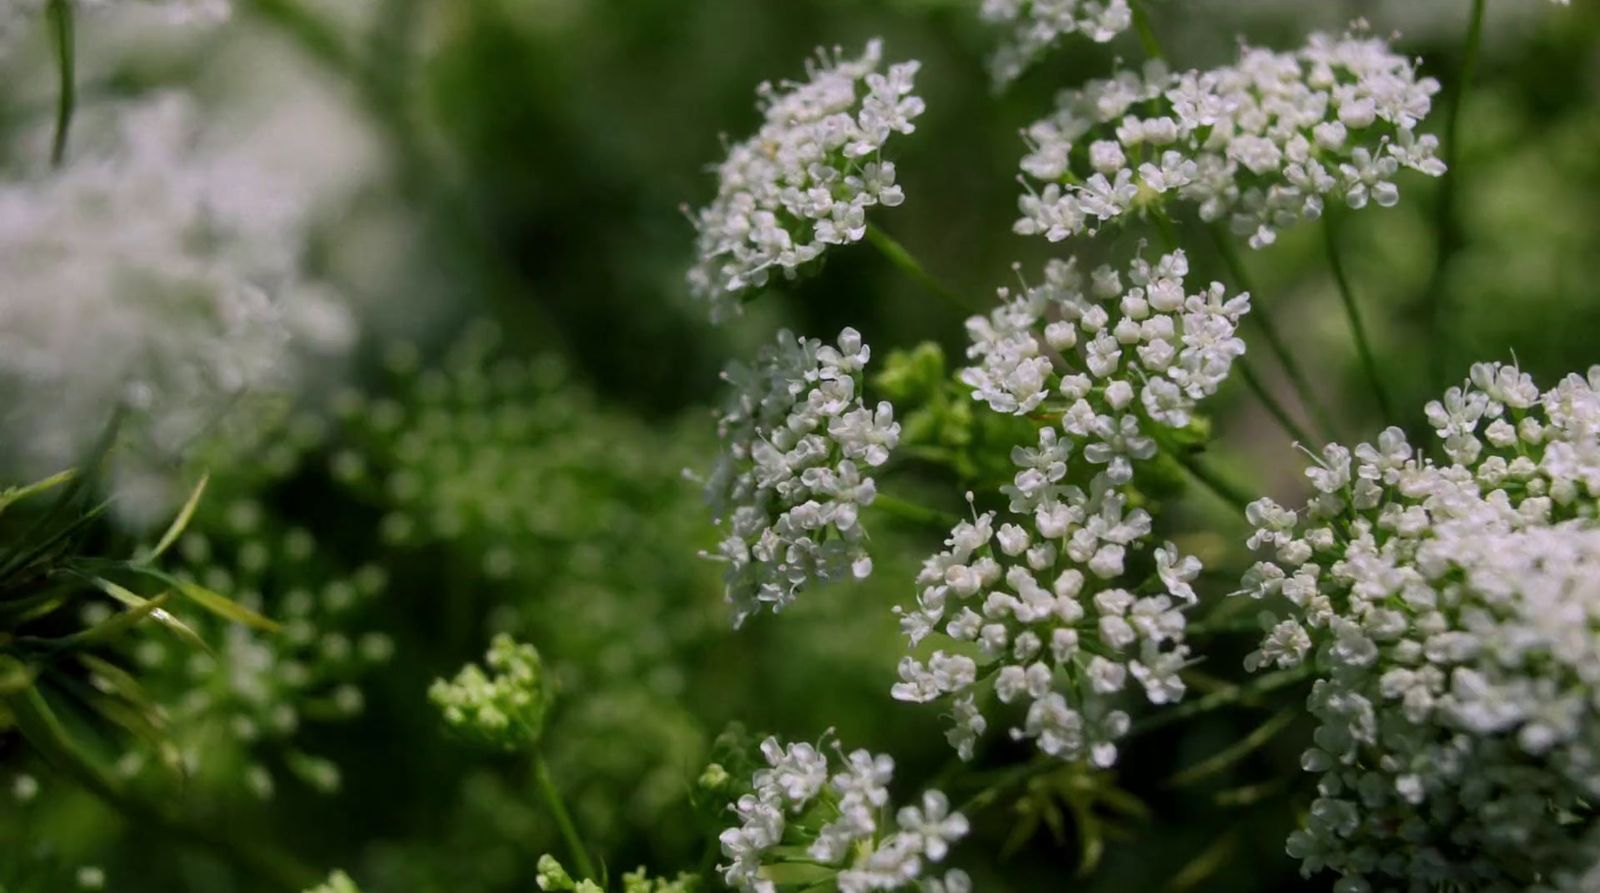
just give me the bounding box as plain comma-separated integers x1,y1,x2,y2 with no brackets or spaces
0,0,1597,892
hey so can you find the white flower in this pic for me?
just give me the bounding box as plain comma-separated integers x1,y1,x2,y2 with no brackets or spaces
720,736,969,893
980,0,1135,86
1240,362,1600,891
704,328,901,625
895,251,1245,767
1014,31,1444,248
686,40,925,319
0,93,353,525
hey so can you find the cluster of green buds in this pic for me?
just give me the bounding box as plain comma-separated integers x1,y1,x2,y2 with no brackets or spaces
430,634,553,752
536,855,699,893
303,870,362,893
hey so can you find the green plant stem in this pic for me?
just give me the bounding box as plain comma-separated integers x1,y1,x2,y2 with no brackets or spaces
1210,225,1338,443
534,752,598,882
1425,0,1488,392
46,0,75,167
865,227,979,314
1131,664,1313,737
1323,214,1395,426
1235,358,1317,447
1129,0,1164,60
1166,446,1252,514
872,492,958,530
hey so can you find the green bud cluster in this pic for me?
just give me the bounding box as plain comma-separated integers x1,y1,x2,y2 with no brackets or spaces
430,634,552,752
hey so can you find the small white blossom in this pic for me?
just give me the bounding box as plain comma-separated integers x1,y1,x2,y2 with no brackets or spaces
721,735,970,893
1014,32,1444,248
686,40,925,319
980,0,1135,86
704,328,901,625
1240,362,1600,891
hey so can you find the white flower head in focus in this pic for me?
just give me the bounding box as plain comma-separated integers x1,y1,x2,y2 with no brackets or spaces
686,39,925,321
719,734,970,893
1239,362,1600,891
892,251,1248,767
704,327,901,626
1014,30,1445,248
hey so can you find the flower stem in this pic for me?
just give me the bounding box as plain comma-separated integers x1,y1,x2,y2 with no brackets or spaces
46,0,75,167
1131,664,1313,737
1210,225,1338,443
534,752,598,882
1165,444,1252,514
1322,213,1395,426
1426,0,1488,392
865,227,979,314
872,492,958,530
1129,0,1165,61
1235,358,1317,448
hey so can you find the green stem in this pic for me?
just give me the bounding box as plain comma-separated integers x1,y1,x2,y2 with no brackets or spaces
865,227,979,314
1211,225,1338,442
1129,0,1165,61
534,752,598,882
1425,0,1488,392
1166,445,1252,514
871,492,957,530
46,0,75,167
1235,358,1317,447
1322,214,1395,426
1131,664,1313,737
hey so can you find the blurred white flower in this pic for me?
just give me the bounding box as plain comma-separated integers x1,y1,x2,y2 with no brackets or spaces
981,0,1135,86
0,92,354,523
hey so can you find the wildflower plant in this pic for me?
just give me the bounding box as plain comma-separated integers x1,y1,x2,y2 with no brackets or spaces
980,0,1135,86
430,633,552,753
704,326,902,625
686,39,925,319
890,251,1248,765
1014,31,1446,248
1238,363,1600,890
717,735,971,893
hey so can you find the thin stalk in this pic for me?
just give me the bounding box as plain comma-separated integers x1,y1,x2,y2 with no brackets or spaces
46,0,75,167
1211,225,1339,442
1129,0,1165,61
1131,664,1313,737
1166,446,1252,514
865,227,979,314
1236,358,1317,447
1425,0,1488,391
871,492,958,530
534,752,598,882
1323,214,1395,425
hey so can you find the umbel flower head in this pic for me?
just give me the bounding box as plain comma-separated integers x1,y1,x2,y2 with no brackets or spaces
1239,362,1600,891
685,39,925,320
980,0,1135,86
703,327,901,626
1014,31,1445,248
892,251,1249,767
429,634,552,752
718,735,971,893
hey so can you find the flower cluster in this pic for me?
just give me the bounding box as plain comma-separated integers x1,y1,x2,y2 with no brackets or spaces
980,0,1134,86
705,327,901,626
719,736,970,893
430,634,553,753
0,92,353,523
1014,32,1445,249
686,39,924,319
1240,363,1600,891
114,497,390,799
892,252,1249,766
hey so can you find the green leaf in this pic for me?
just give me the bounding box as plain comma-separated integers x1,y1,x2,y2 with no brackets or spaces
123,565,280,633
0,468,78,517
80,574,212,655
146,471,208,561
